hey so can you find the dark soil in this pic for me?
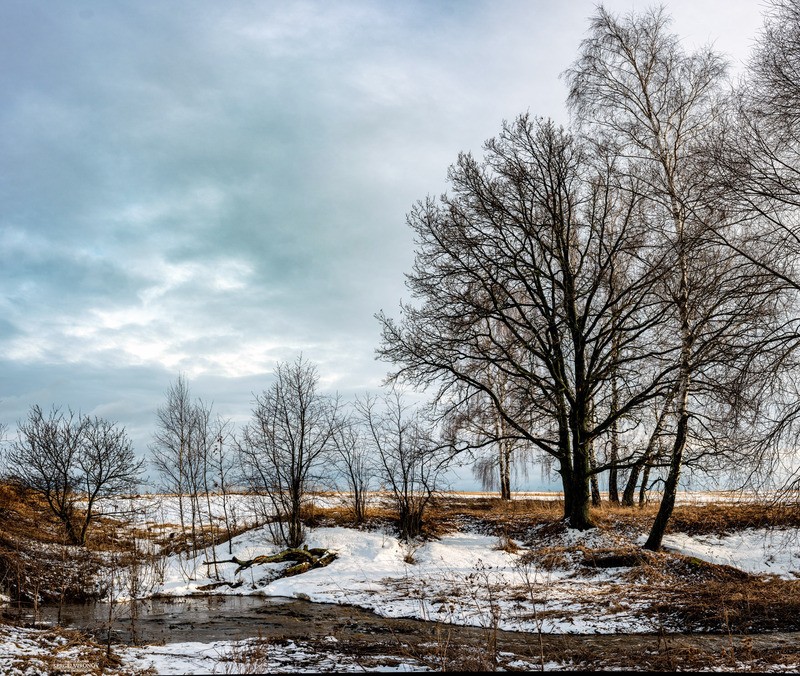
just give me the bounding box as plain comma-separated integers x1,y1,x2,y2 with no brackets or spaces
23,595,800,672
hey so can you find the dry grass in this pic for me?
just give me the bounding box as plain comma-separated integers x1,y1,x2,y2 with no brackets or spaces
216,632,272,674
302,494,567,542
548,632,800,673
652,570,800,633
667,502,800,535
0,482,68,544
0,483,105,605
590,499,800,536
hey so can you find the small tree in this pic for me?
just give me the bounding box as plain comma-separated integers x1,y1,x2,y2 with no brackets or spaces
331,412,374,525
239,356,340,548
150,374,195,540
5,405,142,545
207,416,236,555
356,389,444,541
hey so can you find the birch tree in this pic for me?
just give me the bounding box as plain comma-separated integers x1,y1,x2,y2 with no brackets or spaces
566,5,787,549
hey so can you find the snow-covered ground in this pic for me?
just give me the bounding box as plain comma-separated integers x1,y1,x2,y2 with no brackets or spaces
142,524,642,634
663,528,800,577
0,624,433,674
3,492,799,673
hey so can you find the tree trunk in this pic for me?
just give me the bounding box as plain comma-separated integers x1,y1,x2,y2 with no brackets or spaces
643,408,687,550
621,462,641,507
566,440,594,530
608,374,620,505
608,446,620,504
645,242,691,550
64,518,82,546
566,470,593,530
559,459,574,520
589,438,602,506
499,439,512,501
590,473,602,507
58,504,82,546
638,464,651,506
626,388,676,506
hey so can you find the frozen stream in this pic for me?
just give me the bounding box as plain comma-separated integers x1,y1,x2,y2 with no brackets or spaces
10,595,799,672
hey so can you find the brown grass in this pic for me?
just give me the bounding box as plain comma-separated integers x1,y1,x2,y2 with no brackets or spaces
667,502,800,535
305,493,798,545
0,482,68,544
583,499,799,537
651,570,800,633
0,483,104,605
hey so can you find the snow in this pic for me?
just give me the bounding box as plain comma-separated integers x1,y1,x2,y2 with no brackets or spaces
663,529,800,578
0,624,111,676
3,492,800,673
0,626,428,674
132,522,668,635
120,638,428,674
87,494,800,634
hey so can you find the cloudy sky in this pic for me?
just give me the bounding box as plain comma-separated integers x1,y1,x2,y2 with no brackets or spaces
0,0,764,482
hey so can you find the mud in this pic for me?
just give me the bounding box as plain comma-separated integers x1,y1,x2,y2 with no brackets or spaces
18,595,800,671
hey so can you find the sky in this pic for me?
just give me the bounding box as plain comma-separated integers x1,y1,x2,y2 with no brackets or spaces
0,0,766,487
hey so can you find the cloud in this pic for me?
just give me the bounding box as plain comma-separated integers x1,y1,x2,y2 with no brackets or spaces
0,0,766,477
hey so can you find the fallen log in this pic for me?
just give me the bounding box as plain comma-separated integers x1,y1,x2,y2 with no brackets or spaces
202,545,338,578
196,579,244,591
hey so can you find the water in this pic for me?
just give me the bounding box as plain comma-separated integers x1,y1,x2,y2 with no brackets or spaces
9,595,800,671
16,595,321,644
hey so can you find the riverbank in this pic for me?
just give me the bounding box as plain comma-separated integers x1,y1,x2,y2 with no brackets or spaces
2,492,800,671
4,599,800,673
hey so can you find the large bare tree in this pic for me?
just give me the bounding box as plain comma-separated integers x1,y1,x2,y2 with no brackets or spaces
378,114,674,529
711,0,800,498
566,5,789,548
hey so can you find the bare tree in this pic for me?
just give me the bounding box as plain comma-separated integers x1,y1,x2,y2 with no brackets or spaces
150,374,195,539
239,356,340,548
207,415,236,554
706,0,800,500
566,5,789,549
725,0,800,243
356,389,443,541
5,405,142,545
76,416,142,546
191,399,233,575
446,389,530,501
150,375,231,567
331,411,374,525
377,114,673,530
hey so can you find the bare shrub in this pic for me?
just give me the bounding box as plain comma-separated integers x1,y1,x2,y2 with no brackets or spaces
239,356,340,548
356,389,445,541
5,406,142,546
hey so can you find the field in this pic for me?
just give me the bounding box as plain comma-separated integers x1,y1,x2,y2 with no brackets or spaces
1,487,799,672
